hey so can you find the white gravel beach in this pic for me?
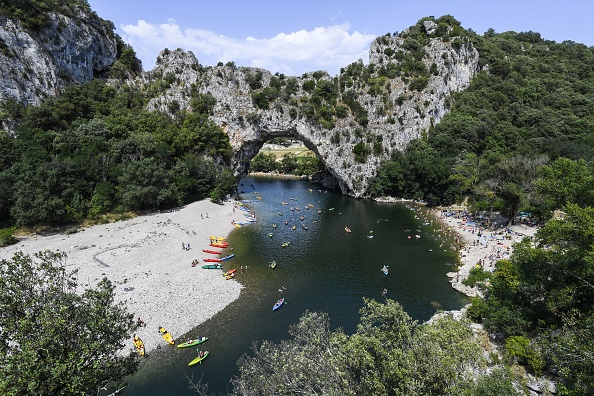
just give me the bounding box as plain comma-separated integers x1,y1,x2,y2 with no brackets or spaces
0,199,245,354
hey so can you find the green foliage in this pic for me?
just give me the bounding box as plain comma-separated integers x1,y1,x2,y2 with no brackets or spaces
250,152,277,173
0,251,138,395
232,298,490,396
0,0,95,30
0,77,232,227
463,265,490,287
0,227,17,247
352,142,370,163
505,336,545,374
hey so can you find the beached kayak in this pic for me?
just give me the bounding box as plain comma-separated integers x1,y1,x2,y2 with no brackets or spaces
209,235,226,241
188,351,209,366
210,242,228,248
133,335,145,356
202,263,223,269
177,336,208,348
204,257,222,262
223,268,237,277
159,326,175,345
202,249,222,255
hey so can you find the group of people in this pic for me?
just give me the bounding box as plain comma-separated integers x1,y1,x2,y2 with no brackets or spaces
191,259,199,267
182,242,191,250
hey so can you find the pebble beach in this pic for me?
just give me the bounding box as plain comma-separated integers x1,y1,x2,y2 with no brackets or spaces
0,199,245,354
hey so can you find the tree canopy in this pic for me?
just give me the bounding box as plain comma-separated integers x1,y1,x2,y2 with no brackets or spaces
0,251,139,395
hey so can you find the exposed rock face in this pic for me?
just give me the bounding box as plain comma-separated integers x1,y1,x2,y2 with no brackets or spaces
0,10,117,106
142,32,479,197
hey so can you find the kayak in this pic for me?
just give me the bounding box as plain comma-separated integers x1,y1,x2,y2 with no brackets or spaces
159,326,175,345
188,351,209,366
177,336,208,348
202,263,223,269
133,335,145,356
209,235,226,241
273,298,285,311
225,273,235,280
270,260,277,269
202,249,222,255
220,254,235,261
210,242,228,248
203,257,222,262
223,268,237,277
345,226,351,233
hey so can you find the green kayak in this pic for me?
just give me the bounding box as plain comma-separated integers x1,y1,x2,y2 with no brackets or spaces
188,350,209,366
177,336,208,348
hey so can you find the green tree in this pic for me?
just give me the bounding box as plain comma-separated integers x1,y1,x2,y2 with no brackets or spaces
0,251,138,395
232,311,355,396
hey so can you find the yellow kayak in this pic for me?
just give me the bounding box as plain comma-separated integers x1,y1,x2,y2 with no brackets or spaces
133,335,145,356
159,326,175,345
209,235,226,241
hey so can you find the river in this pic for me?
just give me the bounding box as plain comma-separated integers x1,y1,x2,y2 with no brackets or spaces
124,175,468,395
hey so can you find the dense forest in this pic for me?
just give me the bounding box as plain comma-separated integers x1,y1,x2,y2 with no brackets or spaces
1,5,593,394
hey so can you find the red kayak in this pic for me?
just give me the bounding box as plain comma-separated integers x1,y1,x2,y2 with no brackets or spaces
203,258,222,262
202,249,222,255
210,242,228,248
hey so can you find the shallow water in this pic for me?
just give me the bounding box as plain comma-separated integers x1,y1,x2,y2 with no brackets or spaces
123,176,468,395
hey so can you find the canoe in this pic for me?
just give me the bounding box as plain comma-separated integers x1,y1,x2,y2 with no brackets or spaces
202,249,222,255
209,235,226,241
220,254,235,261
273,298,285,311
223,268,237,277
188,351,209,366
270,260,277,269
202,263,223,269
203,257,222,262
177,336,208,348
159,327,174,345
133,335,145,356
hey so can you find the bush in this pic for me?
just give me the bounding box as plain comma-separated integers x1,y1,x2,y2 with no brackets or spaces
0,227,17,247
463,265,490,287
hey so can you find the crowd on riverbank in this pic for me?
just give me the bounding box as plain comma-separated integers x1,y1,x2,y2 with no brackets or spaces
433,206,538,297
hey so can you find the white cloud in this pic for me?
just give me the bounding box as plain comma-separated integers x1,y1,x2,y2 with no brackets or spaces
120,20,375,76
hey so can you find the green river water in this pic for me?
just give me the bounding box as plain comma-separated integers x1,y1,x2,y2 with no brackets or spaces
123,175,468,395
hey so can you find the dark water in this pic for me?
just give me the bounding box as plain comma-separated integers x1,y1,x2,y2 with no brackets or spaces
124,176,468,395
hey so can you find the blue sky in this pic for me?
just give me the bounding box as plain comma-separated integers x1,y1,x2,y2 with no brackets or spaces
88,0,594,76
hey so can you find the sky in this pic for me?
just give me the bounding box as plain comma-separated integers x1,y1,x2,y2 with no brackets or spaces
88,0,594,77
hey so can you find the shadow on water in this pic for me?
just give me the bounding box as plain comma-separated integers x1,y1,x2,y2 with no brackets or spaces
123,175,468,395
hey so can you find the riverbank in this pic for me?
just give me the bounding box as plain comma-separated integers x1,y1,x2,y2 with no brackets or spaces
434,207,538,297
0,199,245,354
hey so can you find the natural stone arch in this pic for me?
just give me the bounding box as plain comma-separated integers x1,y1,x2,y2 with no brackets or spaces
145,27,480,197
225,123,343,193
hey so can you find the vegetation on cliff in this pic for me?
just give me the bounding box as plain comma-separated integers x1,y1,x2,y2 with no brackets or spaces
369,22,594,213
0,80,234,229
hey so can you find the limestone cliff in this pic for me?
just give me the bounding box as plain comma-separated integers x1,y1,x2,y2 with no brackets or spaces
138,19,479,197
0,9,118,107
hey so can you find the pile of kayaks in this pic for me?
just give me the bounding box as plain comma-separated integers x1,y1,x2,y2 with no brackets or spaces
223,268,236,280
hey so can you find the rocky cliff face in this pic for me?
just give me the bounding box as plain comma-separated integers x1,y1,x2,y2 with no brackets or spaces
0,10,117,107
140,25,479,197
